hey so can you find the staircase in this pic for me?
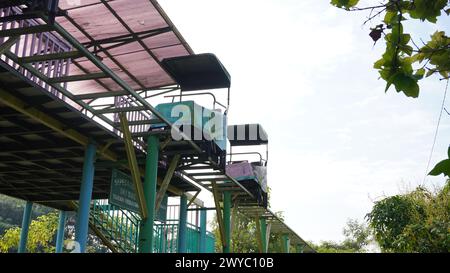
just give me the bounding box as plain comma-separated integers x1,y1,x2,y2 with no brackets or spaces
69,200,215,253
89,200,141,253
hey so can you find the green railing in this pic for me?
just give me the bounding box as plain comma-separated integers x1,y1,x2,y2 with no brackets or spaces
154,221,215,253
90,200,140,253
90,200,215,253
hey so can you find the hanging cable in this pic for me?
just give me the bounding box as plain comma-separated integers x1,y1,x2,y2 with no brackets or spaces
423,79,449,184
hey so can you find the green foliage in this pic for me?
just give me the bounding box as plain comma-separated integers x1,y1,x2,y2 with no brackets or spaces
212,210,258,253
311,218,372,253
428,147,450,177
211,208,288,253
0,212,59,253
367,182,450,252
331,0,450,98
330,0,359,10
0,194,53,234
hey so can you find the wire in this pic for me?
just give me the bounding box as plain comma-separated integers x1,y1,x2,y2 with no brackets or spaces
423,79,449,184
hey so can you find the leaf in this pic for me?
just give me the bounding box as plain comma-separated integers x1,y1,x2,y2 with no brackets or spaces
413,68,426,80
374,59,383,69
392,73,420,98
428,159,450,177
369,28,383,42
384,11,397,24
330,0,359,9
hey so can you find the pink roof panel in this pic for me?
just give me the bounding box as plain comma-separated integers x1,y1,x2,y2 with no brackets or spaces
54,0,193,95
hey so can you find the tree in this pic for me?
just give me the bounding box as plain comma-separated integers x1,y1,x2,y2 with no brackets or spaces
366,181,450,252
311,219,373,253
0,212,59,253
211,208,288,253
330,0,450,193
212,209,258,253
331,0,449,97
0,194,53,234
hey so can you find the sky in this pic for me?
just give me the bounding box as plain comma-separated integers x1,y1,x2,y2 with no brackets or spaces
159,0,450,243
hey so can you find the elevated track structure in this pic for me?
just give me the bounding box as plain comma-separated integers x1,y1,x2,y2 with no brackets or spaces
0,0,314,253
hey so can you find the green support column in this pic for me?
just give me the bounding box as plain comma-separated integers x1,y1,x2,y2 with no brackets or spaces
55,211,67,253
138,135,159,253
159,195,168,253
296,244,304,253
75,142,96,253
177,194,188,253
223,191,231,253
282,234,290,253
18,201,33,253
260,218,267,253
199,209,207,253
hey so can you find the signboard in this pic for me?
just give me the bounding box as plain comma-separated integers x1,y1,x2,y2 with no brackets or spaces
109,169,169,220
109,169,140,214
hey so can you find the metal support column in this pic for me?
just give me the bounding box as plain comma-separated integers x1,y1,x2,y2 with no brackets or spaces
223,191,231,253
260,218,267,253
296,244,304,253
177,194,188,253
75,142,96,253
199,208,207,253
138,135,159,253
56,211,67,253
159,195,168,253
282,234,290,253
18,201,33,253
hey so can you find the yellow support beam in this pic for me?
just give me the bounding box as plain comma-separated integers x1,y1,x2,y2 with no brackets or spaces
119,113,148,219
187,191,201,208
212,182,227,249
0,88,189,198
155,154,180,212
0,88,117,161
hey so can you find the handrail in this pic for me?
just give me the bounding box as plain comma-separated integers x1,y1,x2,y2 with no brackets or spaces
164,92,227,111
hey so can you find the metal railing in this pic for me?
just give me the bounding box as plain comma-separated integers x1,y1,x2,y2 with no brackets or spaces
90,200,140,253
0,6,71,100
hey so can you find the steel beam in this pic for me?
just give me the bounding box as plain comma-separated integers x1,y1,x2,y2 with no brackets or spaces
296,244,304,254
282,234,290,253
260,218,267,253
46,18,201,153
186,191,201,208
48,72,108,83
138,135,159,253
155,154,180,212
177,194,188,253
0,25,54,37
199,208,207,253
255,216,263,253
119,112,147,219
18,51,83,63
223,191,231,253
75,142,96,253
72,90,130,100
94,106,147,114
18,201,33,253
211,181,226,250
0,88,117,161
55,210,67,253
0,36,19,54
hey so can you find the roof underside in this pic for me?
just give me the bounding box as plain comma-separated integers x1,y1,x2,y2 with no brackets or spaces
0,62,199,210
161,53,231,91
56,0,193,95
